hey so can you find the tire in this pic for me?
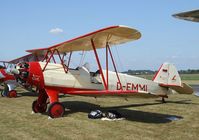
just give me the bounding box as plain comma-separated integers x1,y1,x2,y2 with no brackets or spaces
32,100,39,113
48,102,65,118
8,90,17,98
32,100,47,113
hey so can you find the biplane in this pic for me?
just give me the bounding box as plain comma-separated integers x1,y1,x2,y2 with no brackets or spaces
0,61,17,97
0,54,42,97
11,25,193,118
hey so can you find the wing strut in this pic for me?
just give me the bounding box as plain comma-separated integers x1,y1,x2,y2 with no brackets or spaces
91,39,108,90
107,44,123,90
67,52,72,69
91,39,123,91
42,49,68,73
106,42,109,89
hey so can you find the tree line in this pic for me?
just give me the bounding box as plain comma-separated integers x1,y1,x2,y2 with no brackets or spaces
123,69,199,75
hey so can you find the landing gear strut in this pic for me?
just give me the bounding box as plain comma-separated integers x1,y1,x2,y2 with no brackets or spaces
32,89,48,113
162,97,166,103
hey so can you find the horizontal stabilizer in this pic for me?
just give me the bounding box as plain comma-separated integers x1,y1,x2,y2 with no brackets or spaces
160,83,193,94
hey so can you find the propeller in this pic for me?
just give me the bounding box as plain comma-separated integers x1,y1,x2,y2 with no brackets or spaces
11,62,30,86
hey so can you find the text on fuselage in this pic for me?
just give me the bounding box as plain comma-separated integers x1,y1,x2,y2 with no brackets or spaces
117,82,148,91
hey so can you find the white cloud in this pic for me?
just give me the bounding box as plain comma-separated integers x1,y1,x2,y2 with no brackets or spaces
49,28,64,34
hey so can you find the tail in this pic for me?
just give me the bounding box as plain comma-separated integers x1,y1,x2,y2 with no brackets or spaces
153,63,193,94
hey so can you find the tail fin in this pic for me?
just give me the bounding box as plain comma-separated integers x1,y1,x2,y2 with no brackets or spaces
153,63,181,86
153,63,193,94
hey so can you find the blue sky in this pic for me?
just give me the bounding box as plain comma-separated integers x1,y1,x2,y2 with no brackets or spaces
0,0,198,71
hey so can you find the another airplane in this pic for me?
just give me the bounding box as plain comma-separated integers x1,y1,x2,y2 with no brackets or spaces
172,9,199,22
0,61,17,97
12,25,193,118
0,54,42,97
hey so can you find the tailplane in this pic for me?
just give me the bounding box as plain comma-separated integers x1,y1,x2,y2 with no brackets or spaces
153,63,193,94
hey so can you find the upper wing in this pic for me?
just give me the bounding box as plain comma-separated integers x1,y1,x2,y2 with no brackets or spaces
26,25,141,55
9,53,43,64
173,9,199,22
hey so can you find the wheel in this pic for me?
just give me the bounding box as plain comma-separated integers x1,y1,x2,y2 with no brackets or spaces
32,100,47,113
32,100,39,113
8,90,17,98
48,102,65,118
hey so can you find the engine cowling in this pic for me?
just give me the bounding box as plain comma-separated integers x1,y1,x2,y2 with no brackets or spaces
11,62,44,89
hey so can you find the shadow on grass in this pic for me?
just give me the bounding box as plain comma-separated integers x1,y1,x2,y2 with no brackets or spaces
60,101,182,124
18,92,38,97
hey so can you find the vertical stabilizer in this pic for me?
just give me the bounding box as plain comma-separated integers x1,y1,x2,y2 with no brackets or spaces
153,63,181,86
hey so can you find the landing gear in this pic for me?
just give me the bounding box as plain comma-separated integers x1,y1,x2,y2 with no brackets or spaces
48,102,65,118
1,89,17,97
32,88,65,118
0,84,17,98
8,90,17,98
32,89,48,113
162,97,166,103
32,100,47,113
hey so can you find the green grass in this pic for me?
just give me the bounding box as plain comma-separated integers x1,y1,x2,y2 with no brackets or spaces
0,88,199,140
180,74,199,81
136,74,154,80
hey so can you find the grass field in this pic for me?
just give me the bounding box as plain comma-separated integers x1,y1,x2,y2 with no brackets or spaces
0,88,199,140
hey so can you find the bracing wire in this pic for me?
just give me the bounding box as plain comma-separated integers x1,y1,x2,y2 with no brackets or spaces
79,50,87,66
114,46,125,73
113,46,127,83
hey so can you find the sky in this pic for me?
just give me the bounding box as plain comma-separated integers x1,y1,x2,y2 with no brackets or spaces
0,0,198,71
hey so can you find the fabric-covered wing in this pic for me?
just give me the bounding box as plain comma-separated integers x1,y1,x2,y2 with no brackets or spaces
26,25,141,55
173,9,199,22
9,54,43,64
